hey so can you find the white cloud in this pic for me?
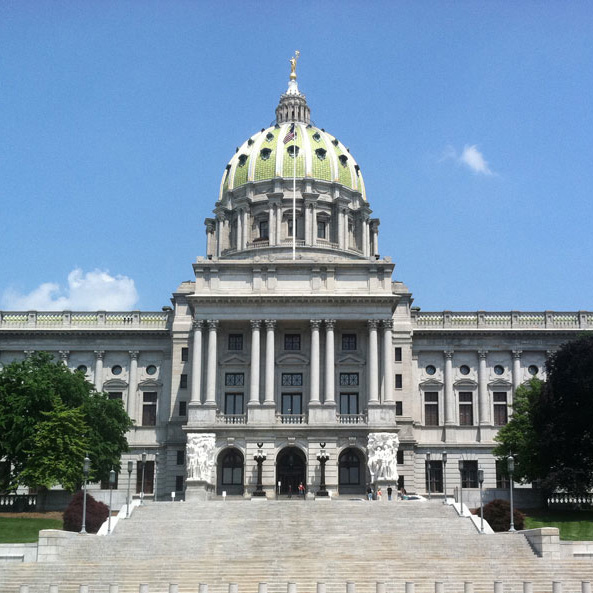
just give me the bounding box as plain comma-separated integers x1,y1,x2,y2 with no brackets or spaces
2,268,139,311
441,144,494,175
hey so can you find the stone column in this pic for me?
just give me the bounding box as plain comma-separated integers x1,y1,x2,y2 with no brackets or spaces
372,226,379,255
268,206,275,245
276,204,282,244
312,205,318,246
337,209,344,250
309,320,321,404
216,217,222,257
237,210,243,250
94,350,105,391
128,350,139,416
382,320,394,403
324,320,335,405
368,320,379,403
191,321,203,404
444,350,455,425
305,205,311,245
512,350,523,391
249,320,261,405
59,350,70,366
264,320,276,404
205,320,219,406
362,219,368,256
478,350,489,425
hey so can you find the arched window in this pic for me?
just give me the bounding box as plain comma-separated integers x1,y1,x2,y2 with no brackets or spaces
339,449,361,486
220,449,243,486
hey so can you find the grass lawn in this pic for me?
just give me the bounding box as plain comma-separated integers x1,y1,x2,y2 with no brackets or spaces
0,516,63,543
523,510,593,541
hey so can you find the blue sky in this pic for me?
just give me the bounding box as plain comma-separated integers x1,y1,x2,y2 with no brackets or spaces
1,2,592,312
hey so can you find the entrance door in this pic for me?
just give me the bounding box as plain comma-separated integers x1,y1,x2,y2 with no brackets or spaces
276,447,306,496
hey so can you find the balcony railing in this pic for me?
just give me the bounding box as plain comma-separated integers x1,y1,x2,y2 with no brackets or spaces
337,413,367,425
0,311,170,330
277,414,306,425
216,414,246,425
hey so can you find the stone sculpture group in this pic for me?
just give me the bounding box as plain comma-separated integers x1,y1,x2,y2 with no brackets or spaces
186,433,216,482
367,432,399,483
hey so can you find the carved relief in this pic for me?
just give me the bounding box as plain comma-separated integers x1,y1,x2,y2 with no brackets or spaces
186,433,216,482
367,432,400,483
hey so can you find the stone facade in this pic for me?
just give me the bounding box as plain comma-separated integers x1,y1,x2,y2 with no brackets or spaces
1,73,590,504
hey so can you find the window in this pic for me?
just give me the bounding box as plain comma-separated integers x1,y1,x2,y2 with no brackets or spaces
395,347,402,362
221,449,243,486
282,373,303,386
136,460,154,494
108,392,122,401
181,348,188,362
111,365,122,375
425,365,436,375
528,365,539,376
142,392,157,426
281,393,302,415
260,148,272,160
341,334,357,351
459,392,473,426
100,472,119,490
77,364,88,374
146,365,157,376
396,450,404,465
493,392,508,426
460,365,470,375
340,393,359,415
425,460,443,493
228,334,243,351
424,392,439,426
494,365,505,375
259,220,269,240
317,221,326,238
496,460,510,489
176,450,184,466
179,374,188,389
175,475,184,492
339,373,359,386
179,401,187,416
315,148,327,160
225,373,245,386
339,450,361,485
395,374,403,389
284,334,301,351
461,460,478,488
225,393,244,415
395,401,403,416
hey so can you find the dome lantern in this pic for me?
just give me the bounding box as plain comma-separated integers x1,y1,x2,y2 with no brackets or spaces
276,51,310,125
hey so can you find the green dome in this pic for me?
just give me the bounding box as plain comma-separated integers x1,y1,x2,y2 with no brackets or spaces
219,122,366,201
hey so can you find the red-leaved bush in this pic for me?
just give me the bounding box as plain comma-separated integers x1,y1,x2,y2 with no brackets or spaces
483,498,525,532
63,491,109,533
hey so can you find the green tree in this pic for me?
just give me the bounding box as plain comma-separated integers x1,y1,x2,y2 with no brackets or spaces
0,352,132,491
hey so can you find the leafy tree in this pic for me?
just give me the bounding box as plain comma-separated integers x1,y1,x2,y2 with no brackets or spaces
0,352,132,491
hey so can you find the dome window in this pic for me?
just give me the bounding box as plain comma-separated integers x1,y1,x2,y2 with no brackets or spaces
312,132,321,142
266,132,274,142
260,148,272,161
315,148,327,160
332,139,339,147
287,145,300,158
238,154,248,167
248,138,254,146
339,154,349,167
355,164,361,175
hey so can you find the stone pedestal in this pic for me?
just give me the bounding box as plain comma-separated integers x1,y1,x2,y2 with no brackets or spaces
367,404,396,426
185,479,215,501
308,403,336,424
248,403,277,424
188,403,217,425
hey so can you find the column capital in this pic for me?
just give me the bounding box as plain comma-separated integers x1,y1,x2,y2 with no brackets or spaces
59,350,70,361
546,349,555,358
478,350,488,359
382,319,393,330
207,319,219,331
512,350,523,359
192,320,204,331
310,319,322,330
250,320,262,331
265,319,276,331
367,319,379,330
444,350,454,360
24,350,35,358
129,350,139,360
94,350,105,360
324,319,336,330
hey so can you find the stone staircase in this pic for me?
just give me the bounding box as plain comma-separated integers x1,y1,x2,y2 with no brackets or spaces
2,499,593,593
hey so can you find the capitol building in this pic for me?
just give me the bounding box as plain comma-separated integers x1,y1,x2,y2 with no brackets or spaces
1,63,590,505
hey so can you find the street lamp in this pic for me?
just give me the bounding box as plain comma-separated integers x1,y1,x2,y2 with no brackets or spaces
458,459,464,516
253,442,267,497
126,460,133,518
316,443,329,497
508,455,516,532
478,468,484,534
140,451,147,506
107,469,116,534
442,451,448,504
80,456,91,534
426,452,431,500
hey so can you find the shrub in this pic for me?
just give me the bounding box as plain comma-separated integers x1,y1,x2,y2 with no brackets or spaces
483,498,525,532
63,491,109,533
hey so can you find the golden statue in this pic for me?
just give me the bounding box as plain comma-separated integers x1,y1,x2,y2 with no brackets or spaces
289,50,300,80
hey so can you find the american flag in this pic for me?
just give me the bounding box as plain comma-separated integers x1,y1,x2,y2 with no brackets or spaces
283,123,296,144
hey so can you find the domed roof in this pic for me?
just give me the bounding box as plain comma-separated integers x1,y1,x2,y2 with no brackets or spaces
218,123,366,201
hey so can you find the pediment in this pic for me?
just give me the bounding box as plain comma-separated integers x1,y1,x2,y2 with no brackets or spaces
336,354,366,365
138,379,163,389
419,378,443,388
220,354,248,366
102,378,128,389
488,378,512,388
277,353,309,365
453,379,478,389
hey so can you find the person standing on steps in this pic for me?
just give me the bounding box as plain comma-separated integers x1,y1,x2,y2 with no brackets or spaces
298,481,305,499
377,487,382,501
387,486,393,501
367,485,373,501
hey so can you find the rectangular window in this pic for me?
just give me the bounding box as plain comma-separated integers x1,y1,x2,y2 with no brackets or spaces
281,373,303,386
175,475,184,492
397,450,404,465
425,460,443,493
179,374,188,389
181,347,189,362
493,392,508,426
395,374,403,389
284,334,301,351
424,392,439,426
496,460,510,489
176,450,184,466
225,393,244,415
100,472,119,490
339,372,359,386
142,392,157,426
341,333,357,350
395,401,403,416
108,392,122,400
459,392,473,426
136,460,154,494
461,460,478,488
259,220,269,240
339,393,359,415
228,334,243,351
225,373,245,386
395,347,402,362
281,393,302,415
317,221,326,239
179,401,187,416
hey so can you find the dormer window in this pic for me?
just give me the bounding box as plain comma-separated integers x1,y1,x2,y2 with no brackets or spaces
238,154,248,167
339,154,348,167
315,148,327,160
247,138,254,146
266,132,274,141
260,148,272,160
287,145,300,158
313,132,321,142
332,139,339,147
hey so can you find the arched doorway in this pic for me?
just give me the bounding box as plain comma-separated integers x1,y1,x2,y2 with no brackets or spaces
276,447,306,496
338,448,365,494
217,448,244,496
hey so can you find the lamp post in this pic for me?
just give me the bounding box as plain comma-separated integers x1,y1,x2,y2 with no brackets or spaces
478,468,484,534
80,456,91,534
316,443,329,497
458,459,464,516
140,451,147,506
442,451,448,504
253,442,266,497
126,460,133,518
508,455,516,532
426,452,432,500
107,469,116,534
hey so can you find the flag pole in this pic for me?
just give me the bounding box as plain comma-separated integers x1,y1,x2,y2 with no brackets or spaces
292,123,296,261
